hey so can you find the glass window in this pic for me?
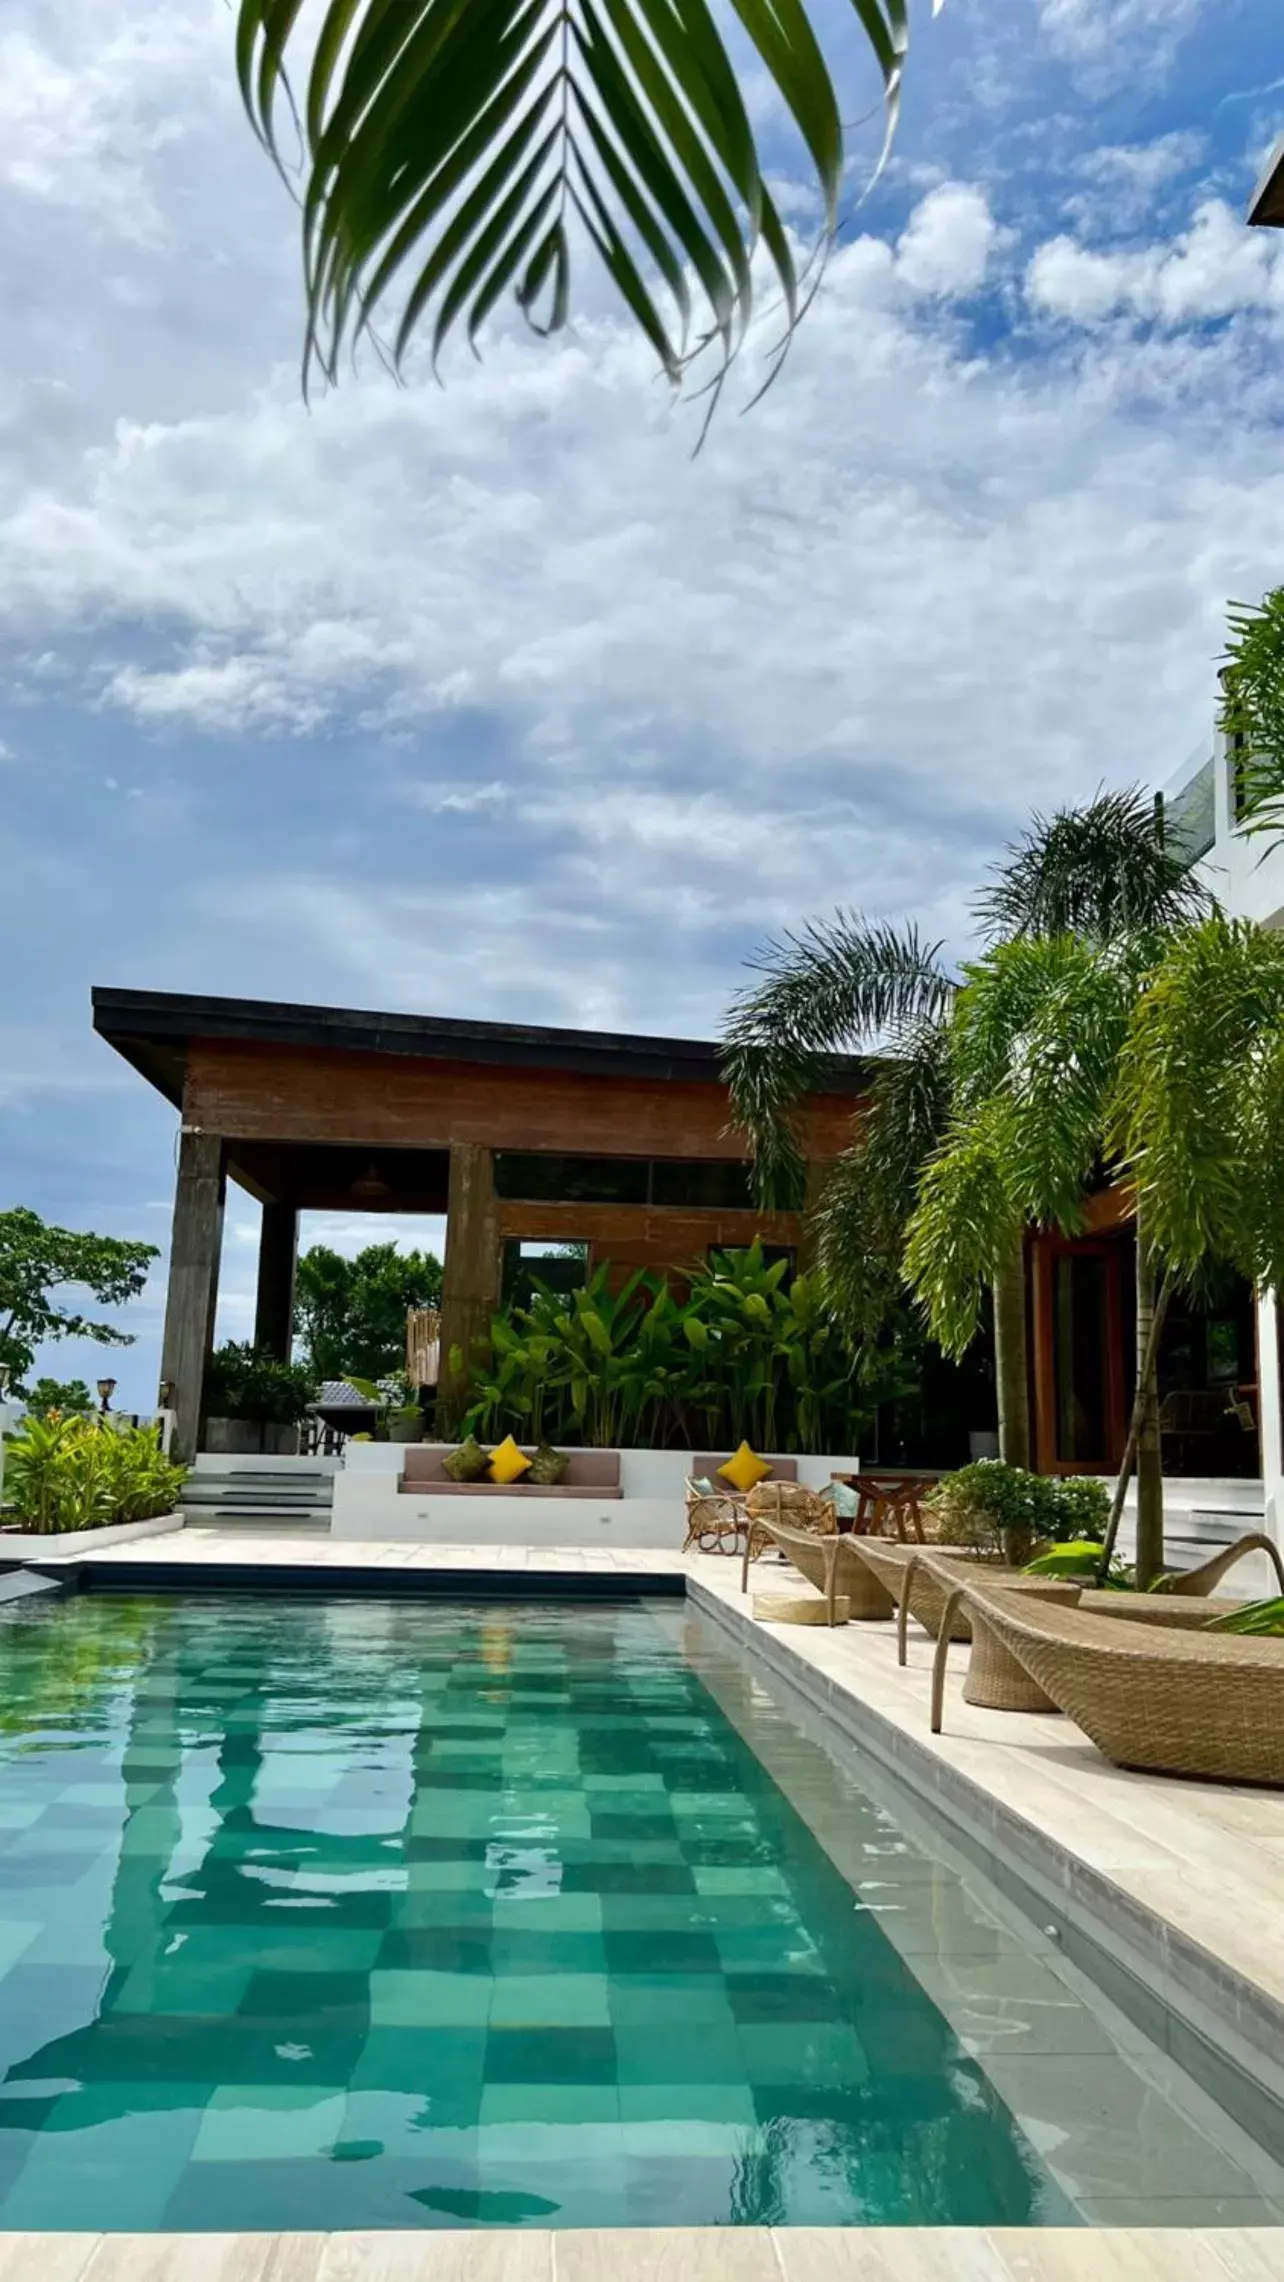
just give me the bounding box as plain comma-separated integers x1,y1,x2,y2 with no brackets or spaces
1052,1254,1109,1464
494,1154,650,1205
501,1240,589,1307
650,1159,754,1209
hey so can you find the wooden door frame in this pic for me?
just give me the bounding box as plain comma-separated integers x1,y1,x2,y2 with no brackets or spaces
1030,1230,1127,1475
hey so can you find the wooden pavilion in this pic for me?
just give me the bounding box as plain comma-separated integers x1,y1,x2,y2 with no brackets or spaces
92,988,869,1458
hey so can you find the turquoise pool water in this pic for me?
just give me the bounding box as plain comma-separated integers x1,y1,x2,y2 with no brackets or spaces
0,1592,1269,2230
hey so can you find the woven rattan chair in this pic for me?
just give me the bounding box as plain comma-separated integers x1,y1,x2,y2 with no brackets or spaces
737,1481,834,1593
682,1478,746,1554
848,1539,1025,1663
746,1516,896,1624
928,1571,1083,1725
947,1583,1284,1785
1161,1533,1284,1598
1080,1591,1251,1629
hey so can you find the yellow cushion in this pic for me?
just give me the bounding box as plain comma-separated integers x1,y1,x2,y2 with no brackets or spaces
488,1435,533,1486
718,1441,772,1494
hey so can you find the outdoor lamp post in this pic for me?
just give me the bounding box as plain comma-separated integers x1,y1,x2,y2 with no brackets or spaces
97,1378,117,1415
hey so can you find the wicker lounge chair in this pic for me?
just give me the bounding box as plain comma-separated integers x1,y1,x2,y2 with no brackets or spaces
929,1572,1083,1724
1080,1591,1249,1629
847,1540,1026,1663
737,1482,835,1594
1160,1533,1284,1598
745,1516,896,1624
946,1583,1284,1786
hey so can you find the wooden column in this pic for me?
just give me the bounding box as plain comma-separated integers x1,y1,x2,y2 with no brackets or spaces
254,1202,298,1361
159,1128,226,1463
437,1143,501,1432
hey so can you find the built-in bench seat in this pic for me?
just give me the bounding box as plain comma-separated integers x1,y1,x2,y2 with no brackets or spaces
398,1446,623,1498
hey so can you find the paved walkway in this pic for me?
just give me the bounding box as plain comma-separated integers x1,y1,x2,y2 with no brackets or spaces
5,2227,1284,2280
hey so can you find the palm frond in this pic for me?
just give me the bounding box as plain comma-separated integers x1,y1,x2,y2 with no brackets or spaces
902,1099,1022,1358
950,935,1147,1230
1110,913,1284,1286
978,786,1211,944
812,1022,950,1337
1220,590,1284,844
721,915,954,1207
234,0,913,396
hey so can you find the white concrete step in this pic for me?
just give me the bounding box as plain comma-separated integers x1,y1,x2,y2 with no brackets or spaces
182,1466,334,1532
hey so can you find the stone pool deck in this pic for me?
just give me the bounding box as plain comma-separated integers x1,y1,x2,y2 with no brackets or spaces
21,1529,1284,2278
5,2226,1284,2279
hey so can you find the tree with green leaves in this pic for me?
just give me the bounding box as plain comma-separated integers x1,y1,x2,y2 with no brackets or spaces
903,904,1284,1585
23,1379,95,1418
0,1208,158,1393
233,0,913,413
294,1240,444,1382
1219,586,1284,840
722,790,1208,1501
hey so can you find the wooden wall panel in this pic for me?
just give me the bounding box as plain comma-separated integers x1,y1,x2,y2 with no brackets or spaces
498,1201,803,1267
185,1040,863,1161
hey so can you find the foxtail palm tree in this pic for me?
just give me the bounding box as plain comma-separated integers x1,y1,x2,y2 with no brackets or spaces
1220,585,1284,842
232,0,917,401
722,790,1208,1498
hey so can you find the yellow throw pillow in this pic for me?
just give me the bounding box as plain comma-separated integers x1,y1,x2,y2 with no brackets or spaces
489,1434,533,1486
718,1441,772,1494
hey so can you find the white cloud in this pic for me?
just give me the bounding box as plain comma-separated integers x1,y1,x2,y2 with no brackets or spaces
0,3,229,242
896,184,999,297
413,781,512,815
1028,199,1284,325
1040,0,1200,81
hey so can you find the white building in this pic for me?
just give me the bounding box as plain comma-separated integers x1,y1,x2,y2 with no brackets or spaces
1161,727,1284,1538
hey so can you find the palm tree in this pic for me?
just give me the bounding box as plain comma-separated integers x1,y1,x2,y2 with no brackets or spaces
721,789,1208,1501
905,908,1284,1585
1220,585,1284,842
232,0,912,398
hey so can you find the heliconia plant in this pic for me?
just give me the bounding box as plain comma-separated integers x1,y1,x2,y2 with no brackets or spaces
458,1242,918,1452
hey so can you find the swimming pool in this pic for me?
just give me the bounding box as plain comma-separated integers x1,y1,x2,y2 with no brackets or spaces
0,1591,1275,2230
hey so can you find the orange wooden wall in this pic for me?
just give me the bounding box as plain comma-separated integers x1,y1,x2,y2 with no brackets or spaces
184,1039,863,1163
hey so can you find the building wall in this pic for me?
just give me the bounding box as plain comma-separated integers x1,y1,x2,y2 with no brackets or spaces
183,1040,862,1162
1167,727,1284,1532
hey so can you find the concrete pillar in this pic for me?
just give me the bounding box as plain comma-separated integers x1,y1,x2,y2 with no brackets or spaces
436,1143,501,1432
254,1202,298,1361
159,1128,225,1463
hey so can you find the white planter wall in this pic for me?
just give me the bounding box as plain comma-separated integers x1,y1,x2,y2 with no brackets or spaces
331,1446,863,1546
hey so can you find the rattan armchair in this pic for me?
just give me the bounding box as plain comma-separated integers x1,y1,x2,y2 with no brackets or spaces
682,1478,746,1554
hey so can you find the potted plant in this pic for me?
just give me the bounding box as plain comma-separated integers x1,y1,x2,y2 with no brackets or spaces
381,1372,424,1445
203,1343,318,1456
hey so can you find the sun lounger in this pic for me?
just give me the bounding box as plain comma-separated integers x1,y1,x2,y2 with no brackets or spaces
947,1583,1284,1785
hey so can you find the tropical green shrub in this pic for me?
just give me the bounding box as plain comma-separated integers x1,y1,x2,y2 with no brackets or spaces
458,1242,917,1453
926,1461,1109,1561
1205,1598,1284,1637
1,1416,187,1534
205,1343,317,1425
1023,1540,1133,1587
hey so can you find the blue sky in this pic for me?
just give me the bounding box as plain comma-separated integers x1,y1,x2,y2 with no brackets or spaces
1,0,1282,1406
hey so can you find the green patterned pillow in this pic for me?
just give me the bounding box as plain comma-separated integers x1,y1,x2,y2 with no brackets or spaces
527,1444,570,1487
441,1435,490,1483
821,1478,860,1522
